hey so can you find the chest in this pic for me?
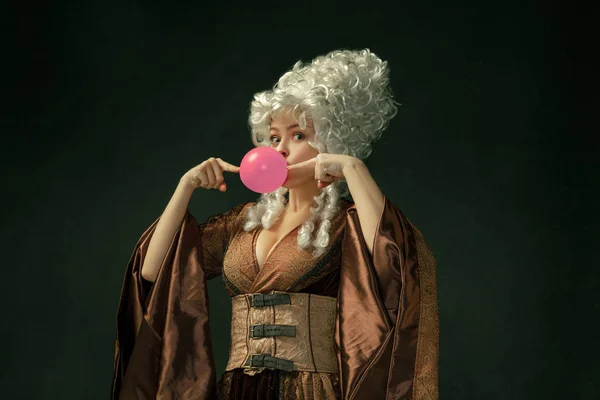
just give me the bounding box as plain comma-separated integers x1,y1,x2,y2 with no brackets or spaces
255,217,306,271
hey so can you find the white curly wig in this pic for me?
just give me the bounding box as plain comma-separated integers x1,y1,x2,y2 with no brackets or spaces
243,49,398,258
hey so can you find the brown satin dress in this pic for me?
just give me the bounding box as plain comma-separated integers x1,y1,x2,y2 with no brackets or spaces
113,194,440,399
202,200,354,400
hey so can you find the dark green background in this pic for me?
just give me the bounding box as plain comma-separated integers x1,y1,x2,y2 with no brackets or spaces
2,0,596,399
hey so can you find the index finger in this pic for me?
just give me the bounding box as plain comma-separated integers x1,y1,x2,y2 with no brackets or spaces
286,158,316,171
216,158,240,173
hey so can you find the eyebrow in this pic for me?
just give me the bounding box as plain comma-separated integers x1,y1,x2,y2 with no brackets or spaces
269,124,300,132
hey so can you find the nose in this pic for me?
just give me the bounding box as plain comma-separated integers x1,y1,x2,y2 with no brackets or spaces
274,142,289,159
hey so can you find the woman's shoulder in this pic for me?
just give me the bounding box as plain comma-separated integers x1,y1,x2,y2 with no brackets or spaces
232,200,256,212
201,200,255,227
220,201,255,222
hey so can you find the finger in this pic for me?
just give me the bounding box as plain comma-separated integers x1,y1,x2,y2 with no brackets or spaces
314,159,332,181
287,157,316,172
196,167,209,189
314,163,324,181
210,159,225,189
200,159,217,188
218,182,227,192
204,165,217,188
216,158,241,173
319,174,335,182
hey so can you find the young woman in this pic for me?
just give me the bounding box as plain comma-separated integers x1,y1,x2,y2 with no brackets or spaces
112,49,439,400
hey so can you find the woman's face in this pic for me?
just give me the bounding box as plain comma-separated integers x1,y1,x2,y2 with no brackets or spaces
268,110,320,190
268,111,319,167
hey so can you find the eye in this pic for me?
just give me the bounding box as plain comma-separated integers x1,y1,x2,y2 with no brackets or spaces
269,135,280,144
293,133,304,140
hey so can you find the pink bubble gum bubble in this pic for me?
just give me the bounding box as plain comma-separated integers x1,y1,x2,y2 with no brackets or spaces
239,147,288,193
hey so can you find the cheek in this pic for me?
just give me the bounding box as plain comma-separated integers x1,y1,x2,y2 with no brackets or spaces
303,144,319,158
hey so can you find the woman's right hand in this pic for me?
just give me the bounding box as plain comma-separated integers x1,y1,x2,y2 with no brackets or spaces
181,157,240,192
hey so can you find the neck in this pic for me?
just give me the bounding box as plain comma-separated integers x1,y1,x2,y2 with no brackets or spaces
285,182,321,214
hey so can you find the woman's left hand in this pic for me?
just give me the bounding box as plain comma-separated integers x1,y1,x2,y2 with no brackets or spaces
286,154,361,189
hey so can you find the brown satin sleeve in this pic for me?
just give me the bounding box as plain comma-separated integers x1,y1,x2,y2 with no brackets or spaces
379,202,439,400
409,223,439,399
336,195,439,400
112,210,169,399
336,197,393,400
112,202,253,399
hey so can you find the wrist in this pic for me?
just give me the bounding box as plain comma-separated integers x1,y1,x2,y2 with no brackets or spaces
342,158,365,175
179,176,196,192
